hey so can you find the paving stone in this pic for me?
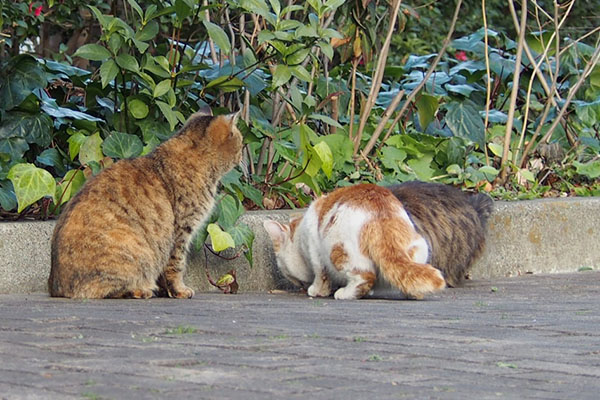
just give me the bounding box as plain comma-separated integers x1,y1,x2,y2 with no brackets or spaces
1,272,600,399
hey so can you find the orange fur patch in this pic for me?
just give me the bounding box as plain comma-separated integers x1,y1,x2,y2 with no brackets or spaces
289,217,302,240
316,184,401,227
352,269,376,298
330,243,348,271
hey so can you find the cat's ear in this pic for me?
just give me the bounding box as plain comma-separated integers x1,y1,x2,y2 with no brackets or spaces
263,220,288,248
224,110,241,127
195,105,213,117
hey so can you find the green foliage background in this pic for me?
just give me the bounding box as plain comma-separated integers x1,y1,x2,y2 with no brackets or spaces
0,0,599,259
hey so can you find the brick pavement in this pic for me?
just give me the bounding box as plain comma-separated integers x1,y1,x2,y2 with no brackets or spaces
1,271,599,399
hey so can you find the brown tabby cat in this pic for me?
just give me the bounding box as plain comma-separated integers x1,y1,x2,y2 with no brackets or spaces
48,111,243,299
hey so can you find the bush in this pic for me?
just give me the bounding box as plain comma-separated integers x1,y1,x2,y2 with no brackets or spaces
0,0,599,263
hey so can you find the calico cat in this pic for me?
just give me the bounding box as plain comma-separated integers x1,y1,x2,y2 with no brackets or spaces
387,181,493,287
264,182,493,300
48,111,243,299
264,184,447,300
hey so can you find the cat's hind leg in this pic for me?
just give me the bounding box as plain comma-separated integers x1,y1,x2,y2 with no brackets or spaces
334,269,376,300
307,268,332,297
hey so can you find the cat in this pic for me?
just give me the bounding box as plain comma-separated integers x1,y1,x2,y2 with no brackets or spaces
387,181,493,287
263,183,447,300
263,182,493,300
48,110,243,299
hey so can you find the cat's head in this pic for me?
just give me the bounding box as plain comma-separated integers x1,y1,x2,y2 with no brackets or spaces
183,110,244,171
263,218,314,288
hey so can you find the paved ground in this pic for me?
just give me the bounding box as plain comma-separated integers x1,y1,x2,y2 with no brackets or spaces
1,271,599,400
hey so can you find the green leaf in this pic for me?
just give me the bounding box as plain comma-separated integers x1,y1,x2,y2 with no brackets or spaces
227,223,255,267
479,165,499,181
207,223,236,252
100,59,119,88
36,148,66,176
153,79,172,98
0,138,29,162
55,169,86,206
446,84,477,97
0,181,17,211
313,141,333,178
204,75,245,92
407,154,435,180
128,99,149,119
381,146,407,171
156,101,178,131
67,132,87,161
216,194,244,228
318,42,334,60
102,132,143,159
73,44,111,61
0,55,47,111
79,132,104,165
126,0,144,20
7,163,56,212
415,94,439,129
136,20,159,41
0,112,53,147
272,65,291,88
290,65,312,82
203,20,231,55
286,48,310,65
116,54,140,72
445,101,485,148
309,113,342,128
573,160,600,179
175,0,192,20
488,143,504,157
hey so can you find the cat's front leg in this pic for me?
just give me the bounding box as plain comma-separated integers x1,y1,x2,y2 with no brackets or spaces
307,268,332,297
163,236,195,299
334,269,376,300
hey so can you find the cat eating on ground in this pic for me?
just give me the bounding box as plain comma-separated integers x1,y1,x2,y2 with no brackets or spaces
264,182,493,300
48,110,243,299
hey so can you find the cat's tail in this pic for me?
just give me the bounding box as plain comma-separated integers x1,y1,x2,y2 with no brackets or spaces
361,219,446,299
469,192,494,228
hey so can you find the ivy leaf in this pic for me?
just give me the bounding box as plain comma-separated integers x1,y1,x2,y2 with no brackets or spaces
313,141,333,178
36,148,67,176
445,100,485,148
415,94,439,129
102,132,143,159
573,160,600,179
407,154,435,181
79,132,104,166
0,137,29,163
0,55,47,111
0,180,17,211
203,20,231,55
67,132,87,161
0,112,53,147
55,169,86,206
216,194,244,228
73,44,111,61
100,59,119,88
7,163,56,212
207,223,236,252
290,65,312,82
227,223,255,267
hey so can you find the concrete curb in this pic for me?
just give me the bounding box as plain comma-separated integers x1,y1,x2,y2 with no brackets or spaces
1,197,599,294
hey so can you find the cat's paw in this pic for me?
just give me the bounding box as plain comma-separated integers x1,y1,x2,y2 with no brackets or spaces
307,284,330,298
334,287,358,300
171,286,195,299
130,288,154,299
